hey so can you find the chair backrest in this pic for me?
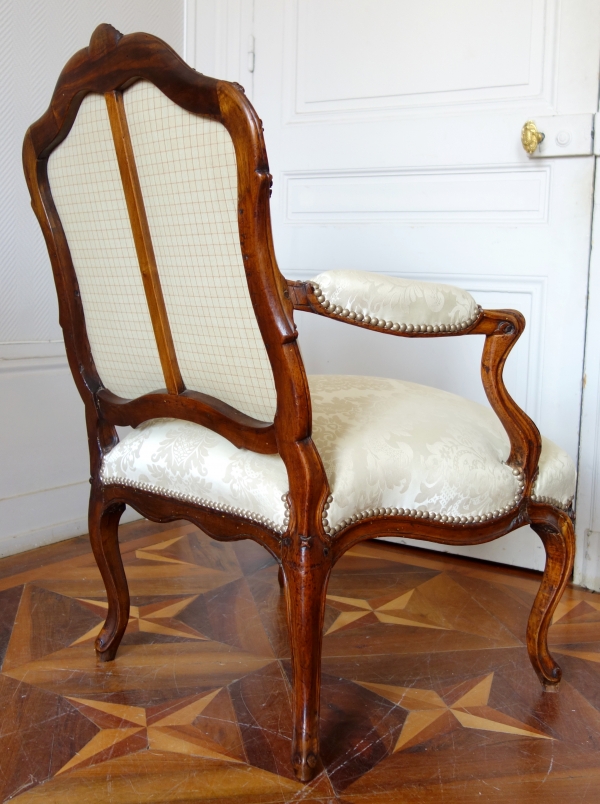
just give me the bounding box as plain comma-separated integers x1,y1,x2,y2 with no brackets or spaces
25,24,312,457
45,67,277,425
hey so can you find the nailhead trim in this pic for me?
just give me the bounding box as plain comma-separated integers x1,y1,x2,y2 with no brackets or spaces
101,466,571,542
321,467,536,535
310,282,483,333
101,472,288,534
531,493,573,511
323,504,518,536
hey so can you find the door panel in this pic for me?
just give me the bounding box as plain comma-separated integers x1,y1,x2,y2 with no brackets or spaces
294,0,544,113
252,0,600,569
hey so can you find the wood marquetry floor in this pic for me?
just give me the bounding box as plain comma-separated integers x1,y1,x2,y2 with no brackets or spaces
1,521,600,802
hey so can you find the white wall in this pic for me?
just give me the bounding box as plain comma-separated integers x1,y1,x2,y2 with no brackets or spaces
188,0,254,90
574,135,600,591
0,0,185,557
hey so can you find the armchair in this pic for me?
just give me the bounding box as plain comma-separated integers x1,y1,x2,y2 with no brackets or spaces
23,25,576,783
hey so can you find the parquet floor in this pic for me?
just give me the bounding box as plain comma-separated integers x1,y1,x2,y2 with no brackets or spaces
1,521,600,803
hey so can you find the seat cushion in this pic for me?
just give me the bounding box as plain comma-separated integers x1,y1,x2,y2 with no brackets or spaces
101,417,289,532
309,376,575,533
101,375,576,533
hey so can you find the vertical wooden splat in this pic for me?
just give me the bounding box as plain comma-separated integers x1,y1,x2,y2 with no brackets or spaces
105,90,184,395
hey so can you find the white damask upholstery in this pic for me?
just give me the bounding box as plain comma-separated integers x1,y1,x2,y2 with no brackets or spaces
101,415,289,532
48,93,166,399
124,81,277,422
101,375,576,533
312,270,480,331
308,376,575,532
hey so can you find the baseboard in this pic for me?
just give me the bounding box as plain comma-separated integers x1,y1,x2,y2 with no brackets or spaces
573,529,600,592
0,507,142,559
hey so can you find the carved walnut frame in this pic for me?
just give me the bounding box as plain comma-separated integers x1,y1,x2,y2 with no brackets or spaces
23,25,575,783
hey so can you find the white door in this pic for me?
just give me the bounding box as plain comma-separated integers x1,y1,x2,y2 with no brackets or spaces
192,0,600,570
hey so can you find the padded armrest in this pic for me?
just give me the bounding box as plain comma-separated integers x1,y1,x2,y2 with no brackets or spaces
311,270,481,333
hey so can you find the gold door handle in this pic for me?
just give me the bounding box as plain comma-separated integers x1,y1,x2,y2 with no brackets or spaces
521,120,545,154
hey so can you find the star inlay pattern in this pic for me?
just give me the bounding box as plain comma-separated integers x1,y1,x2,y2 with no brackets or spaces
357,672,551,751
2,526,600,803
551,595,600,665
325,588,448,634
57,688,243,775
134,535,197,566
71,595,206,645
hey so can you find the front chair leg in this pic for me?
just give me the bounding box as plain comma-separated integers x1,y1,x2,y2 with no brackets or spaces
282,549,331,782
89,494,129,662
528,512,575,689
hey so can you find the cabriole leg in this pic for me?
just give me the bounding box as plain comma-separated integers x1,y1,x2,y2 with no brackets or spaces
89,495,128,662
277,563,285,590
282,549,331,782
528,512,575,689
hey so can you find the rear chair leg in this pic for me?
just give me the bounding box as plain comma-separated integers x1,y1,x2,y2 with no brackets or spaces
528,512,575,689
89,495,129,662
282,550,331,782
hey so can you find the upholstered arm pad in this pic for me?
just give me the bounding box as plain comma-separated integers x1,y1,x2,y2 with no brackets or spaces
311,270,481,333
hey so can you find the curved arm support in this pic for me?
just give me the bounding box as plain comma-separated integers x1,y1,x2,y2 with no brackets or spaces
474,310,541,492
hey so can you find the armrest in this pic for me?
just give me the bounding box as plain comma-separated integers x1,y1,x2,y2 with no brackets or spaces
297,270,481,333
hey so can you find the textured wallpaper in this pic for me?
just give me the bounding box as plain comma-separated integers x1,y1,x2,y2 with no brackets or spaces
0,0,185,345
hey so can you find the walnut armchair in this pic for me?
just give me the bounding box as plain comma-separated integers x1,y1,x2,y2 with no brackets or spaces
23,25,576,783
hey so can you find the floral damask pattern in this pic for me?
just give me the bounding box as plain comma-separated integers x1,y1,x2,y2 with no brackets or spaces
101,418,289,527
308,376,575,527
312,270,479,326
102,376,576,531
533,436,577,505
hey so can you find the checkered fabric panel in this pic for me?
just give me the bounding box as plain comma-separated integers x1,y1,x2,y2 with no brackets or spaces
124,81,277,422
47,93,165,399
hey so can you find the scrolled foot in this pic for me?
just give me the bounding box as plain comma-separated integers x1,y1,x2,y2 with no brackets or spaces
89,499,129,664
96,647,117,663
528,512,574,690
293,749,319,782
530,647,563,689
95,629,121,662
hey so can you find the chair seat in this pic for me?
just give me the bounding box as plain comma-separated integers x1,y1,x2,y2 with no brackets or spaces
102,375,576,533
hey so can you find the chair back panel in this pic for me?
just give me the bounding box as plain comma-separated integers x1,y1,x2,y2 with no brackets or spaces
47,81,277,421
48,93,166,399
124,81,277,421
